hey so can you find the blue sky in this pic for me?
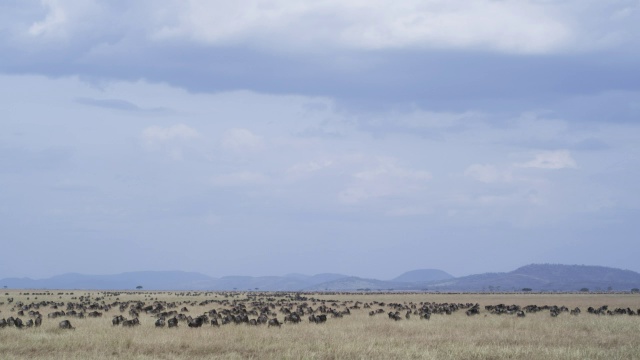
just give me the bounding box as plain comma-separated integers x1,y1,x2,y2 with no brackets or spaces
1,0,639,279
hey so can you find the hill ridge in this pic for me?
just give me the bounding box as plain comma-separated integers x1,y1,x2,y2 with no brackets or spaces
1,264,639,291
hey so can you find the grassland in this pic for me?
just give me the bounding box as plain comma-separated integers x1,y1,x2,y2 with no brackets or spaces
1,291,639,359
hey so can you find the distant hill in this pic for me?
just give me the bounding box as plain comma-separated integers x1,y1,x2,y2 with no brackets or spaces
0,271,215,290
392,269,454,283
426,264,640,292
1,264,638,291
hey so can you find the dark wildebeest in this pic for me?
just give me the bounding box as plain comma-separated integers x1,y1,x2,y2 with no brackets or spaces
210,318,219,327
268,318,281,327
188,317,204,328
122,318,140,327
168,317,178,328
284,313,301,324
14,318,24,328
155,318,166,327
0,319,7,328
59,320,74,329
112,315,125,326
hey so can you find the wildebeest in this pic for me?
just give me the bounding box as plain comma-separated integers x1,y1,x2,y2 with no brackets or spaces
570,307,581,316
88,311,102,318
155,318,165,327
35,317,42,327
0,318,7,328
59,320,74,329
268,318,281,327
188,317,204,328
388,311,402,321
284,313,301,324
112,315,125,326
122,318,140,327
168,317,178,328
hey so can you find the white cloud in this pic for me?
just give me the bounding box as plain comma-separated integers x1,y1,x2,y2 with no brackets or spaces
518,150,578,169
211,171,268,187
465,164,512,183
339,157,431,204
221,128,263,152
142,124,200,143
150,0,572,54
141,124,200,160
5,0,637,61
354,157,431,182
286,159,333,179
28,0,68,37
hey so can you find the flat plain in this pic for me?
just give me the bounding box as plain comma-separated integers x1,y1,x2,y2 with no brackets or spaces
1,290,639,359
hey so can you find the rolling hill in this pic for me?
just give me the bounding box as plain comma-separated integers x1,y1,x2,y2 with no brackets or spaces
2,264,638,292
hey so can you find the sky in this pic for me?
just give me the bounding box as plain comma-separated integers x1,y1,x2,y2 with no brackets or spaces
1,0,639,280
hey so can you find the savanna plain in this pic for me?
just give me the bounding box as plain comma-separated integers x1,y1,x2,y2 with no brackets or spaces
1,290,639,360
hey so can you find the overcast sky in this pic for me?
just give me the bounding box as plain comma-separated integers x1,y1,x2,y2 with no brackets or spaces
1,0,639,280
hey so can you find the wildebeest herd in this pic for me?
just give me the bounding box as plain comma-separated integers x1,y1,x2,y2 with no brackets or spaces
1,291,639,332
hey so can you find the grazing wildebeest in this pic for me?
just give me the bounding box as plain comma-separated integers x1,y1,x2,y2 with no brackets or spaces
155,318,165,327
268,318,281,327
122,318,140,327
516,311,526,317
59,320,74,329
112,315,125,326
210,318,219,327
0,318,7,328
35,317,42,327
14,317,23,328
284,313,301,324
315,314,327,323
570,307,581,316
188,317,204,328
168,317,178,328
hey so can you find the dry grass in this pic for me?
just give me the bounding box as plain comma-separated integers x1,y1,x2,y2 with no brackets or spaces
1,291,639,359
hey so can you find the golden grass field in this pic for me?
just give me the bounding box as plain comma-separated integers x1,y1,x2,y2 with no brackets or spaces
1,290,639,359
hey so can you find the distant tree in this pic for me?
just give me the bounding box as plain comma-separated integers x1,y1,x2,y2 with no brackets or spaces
255,288,259,291
3,285,6,289
136,285,143,290
631,288,639,293
580,287,589,292
607,286,613,292
522,288,532,292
